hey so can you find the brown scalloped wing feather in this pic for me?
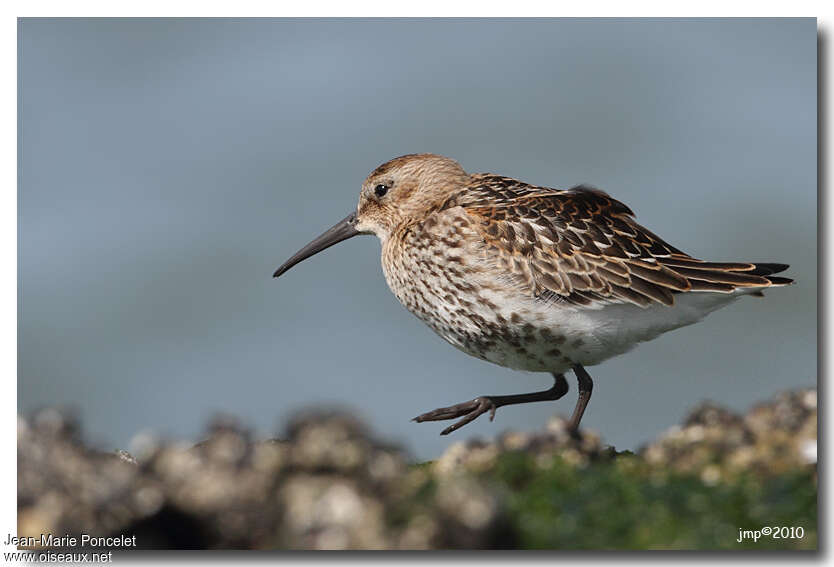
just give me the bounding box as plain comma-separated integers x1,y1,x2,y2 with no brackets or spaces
459,176,790,307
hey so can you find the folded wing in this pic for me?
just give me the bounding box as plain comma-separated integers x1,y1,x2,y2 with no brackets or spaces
459,176,791,308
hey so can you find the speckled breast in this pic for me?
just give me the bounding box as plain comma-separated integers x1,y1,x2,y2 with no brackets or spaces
380,208,584,374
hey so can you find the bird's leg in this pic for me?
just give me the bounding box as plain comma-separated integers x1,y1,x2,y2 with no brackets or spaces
567,364,594,434
412,373,569,435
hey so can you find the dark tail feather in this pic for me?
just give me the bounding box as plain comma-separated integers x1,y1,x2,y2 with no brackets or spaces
750,263,793,286
749,263,790,276
671,267,772,287
660,258,790,276
764,275,794,286
661,259,794,293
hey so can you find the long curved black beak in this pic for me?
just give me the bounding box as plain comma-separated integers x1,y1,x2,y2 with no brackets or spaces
273,212,360,278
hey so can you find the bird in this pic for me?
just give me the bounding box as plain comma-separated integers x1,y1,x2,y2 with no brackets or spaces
273,154,793,436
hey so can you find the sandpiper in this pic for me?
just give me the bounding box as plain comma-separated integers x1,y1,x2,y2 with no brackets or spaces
273,154,792,435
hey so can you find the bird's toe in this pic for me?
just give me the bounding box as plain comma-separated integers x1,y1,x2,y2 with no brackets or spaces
413,396,497,435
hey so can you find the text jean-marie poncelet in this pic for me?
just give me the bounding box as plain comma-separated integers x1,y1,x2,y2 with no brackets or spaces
5,533,137,548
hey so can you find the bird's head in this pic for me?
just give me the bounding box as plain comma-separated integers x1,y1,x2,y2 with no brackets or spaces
273,154,469,278
354,153,469,238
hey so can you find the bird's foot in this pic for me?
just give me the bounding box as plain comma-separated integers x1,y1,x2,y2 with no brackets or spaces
412,396,498,435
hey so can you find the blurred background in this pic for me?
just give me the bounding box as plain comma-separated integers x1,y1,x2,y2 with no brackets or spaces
18,18,816,461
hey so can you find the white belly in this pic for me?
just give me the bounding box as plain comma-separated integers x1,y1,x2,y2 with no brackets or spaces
465,286,750,373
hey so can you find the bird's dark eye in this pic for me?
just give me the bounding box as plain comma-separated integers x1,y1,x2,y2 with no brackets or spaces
374,184,389,198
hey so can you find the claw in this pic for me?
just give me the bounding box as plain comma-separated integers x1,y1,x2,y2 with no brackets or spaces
413,396,498,435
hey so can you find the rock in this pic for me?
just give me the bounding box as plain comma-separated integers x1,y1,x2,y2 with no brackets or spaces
434,416,612,477
17,388,816,549
641,387,817,479
17,408,145,545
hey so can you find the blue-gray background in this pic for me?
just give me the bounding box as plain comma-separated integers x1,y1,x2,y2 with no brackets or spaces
19,18,816,460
